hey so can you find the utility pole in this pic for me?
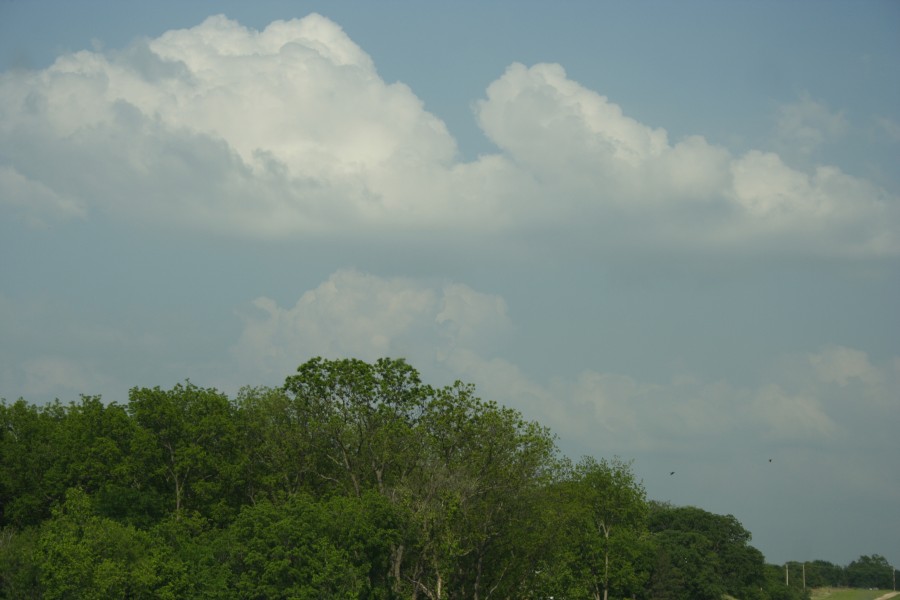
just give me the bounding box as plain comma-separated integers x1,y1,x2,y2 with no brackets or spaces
785,563,789,586
802,562,806,590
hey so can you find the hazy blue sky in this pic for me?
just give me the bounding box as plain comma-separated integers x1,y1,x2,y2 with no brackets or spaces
2,1,898,567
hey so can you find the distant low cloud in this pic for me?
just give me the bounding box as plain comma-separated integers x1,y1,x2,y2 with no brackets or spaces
809,345,880,387
231,269,511,380
0,14,897,256
231,270,900,458
0,164,85,225
20,356,108,398
875,115,900,143
748,384,838,439
772,93,848,158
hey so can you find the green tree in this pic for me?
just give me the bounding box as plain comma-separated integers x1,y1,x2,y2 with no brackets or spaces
282,357,432,597
47,396,141,522
147,513,231,599
846,554,893,589
762,563,809,600
647,529,724,600
556,456,649,600
215,493,387,599
282,357,429,500
401,381,559,599
648,503,766,599
36,488,158,599
0,525,42,599
127,382,242,521
804,560,845,587
0,399,68,527
234,385,318,502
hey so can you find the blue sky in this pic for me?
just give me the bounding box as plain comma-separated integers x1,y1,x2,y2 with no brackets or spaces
2,1,899,567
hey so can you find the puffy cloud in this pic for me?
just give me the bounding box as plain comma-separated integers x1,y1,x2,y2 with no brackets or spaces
475,63,898,255
773,93,848,157
809,345,880,387
0,15,897,255
727,151,895,255
0,164,85,224
142,15,456,174
477,62,669,171
747,384,838,439
231,269,511,380
0,14,474,236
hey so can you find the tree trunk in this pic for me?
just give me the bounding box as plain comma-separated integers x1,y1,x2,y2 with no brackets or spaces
390,544,404,595
602,522,610,600
474,553,483,600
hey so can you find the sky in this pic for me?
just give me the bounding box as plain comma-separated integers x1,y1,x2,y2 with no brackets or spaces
1,0,899,568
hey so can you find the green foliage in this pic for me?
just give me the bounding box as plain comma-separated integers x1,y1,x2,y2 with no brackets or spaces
282,357,429,499
763,563,810,600
0,399,66,527
0,358,893,600
648,529,725,600
146,512,231,599
402,381,561,598
644,503,778,600
0,526,41,599
37,488,159,599
648,503,767,599
543,456,650,600
804,560,846,587
845,554,893,589
127,382,242,522
235,385,317,500
216,494,364,599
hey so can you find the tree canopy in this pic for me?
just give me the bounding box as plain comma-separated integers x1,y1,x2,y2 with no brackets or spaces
0,357,885,599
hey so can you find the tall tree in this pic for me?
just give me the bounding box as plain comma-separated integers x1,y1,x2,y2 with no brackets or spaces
234,385,319,502
804,559,845,588
127,382,241,521
48,396,139,522
648,503,767,599
282,358,429,500
846,554,893,589
556,456,649,600
282,357,432,597
647,529,725,600
400,382,558,599
0,399,66,527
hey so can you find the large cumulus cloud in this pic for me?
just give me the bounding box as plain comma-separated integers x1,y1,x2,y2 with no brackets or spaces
476,62,897,255
0,14,897,255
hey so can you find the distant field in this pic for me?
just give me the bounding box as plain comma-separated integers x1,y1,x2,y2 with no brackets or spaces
810,588,897,600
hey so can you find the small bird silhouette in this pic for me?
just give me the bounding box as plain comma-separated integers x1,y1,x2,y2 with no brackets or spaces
768,459,773,463
669,471,675,475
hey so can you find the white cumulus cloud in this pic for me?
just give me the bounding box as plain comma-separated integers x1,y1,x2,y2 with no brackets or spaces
0,15,897,255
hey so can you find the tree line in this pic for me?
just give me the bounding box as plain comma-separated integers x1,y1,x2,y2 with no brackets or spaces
782,556,896,591
0,357,886,599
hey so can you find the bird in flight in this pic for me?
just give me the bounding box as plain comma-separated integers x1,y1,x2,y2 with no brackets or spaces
669,471,675,475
